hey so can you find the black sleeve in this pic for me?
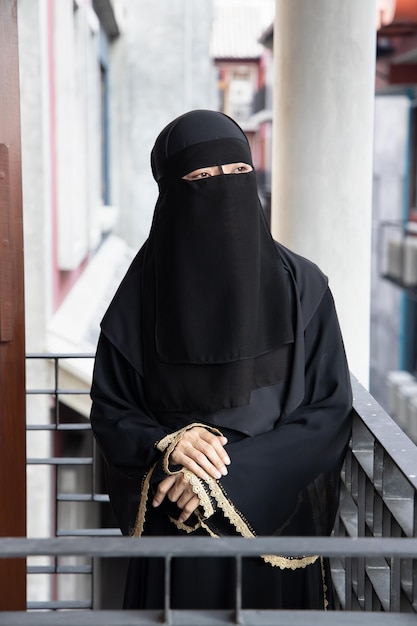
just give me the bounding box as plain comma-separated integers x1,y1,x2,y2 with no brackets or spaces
212,287,353,536
90,332,170,480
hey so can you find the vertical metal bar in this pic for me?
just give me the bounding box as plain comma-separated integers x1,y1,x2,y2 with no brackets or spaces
357,460,366,536
54,459,59,601
390,556,401,612
414,491,417,539
234,555,242,625
352,453,360,511
92,437,97,501
413,495,417,610
54,355,60,425
373,492,383,538
90,370,96,609
383,504,392,540
344,446,352,493
164,555,171,625
365,479,373,536
54,356,60,602
357,466,366,608
373,441,384,492
364,565,372,610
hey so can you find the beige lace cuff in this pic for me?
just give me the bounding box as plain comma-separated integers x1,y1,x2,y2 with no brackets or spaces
132,423,319,571
155,422,224,475
132,423,223,537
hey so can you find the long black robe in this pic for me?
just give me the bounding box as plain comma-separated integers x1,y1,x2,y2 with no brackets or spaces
90,241,353,610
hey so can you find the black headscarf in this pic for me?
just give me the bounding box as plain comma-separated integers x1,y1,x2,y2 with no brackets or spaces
141,110,294,412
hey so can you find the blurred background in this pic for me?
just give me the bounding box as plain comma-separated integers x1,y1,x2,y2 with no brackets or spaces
10,0,417,608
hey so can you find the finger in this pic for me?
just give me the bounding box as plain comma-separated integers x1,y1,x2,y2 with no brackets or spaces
167,477,190,503
177,444,228,479
197,436,231,469
152,475,177,507
193,446,229,476
177,488,196,509
198,431,231,465
188,428,230,462
170,451,220,481
175,427,229,461
178,495,200,523
172,432,230,478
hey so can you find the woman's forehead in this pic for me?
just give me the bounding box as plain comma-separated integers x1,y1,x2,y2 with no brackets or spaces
165,110,247,156
151,110,251,182
155,138,253,183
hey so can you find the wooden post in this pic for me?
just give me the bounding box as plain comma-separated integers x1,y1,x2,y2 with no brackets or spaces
0,0,27,610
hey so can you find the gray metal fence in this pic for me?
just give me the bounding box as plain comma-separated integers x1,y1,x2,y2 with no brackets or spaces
14,355,417,623
334,376,417,612
1,536,417,625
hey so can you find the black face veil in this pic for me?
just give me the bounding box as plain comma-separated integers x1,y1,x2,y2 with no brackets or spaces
141,110,294,412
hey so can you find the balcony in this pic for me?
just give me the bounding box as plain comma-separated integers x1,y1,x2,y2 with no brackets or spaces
252,85,273,115
2,354,417,623
379,219,417,301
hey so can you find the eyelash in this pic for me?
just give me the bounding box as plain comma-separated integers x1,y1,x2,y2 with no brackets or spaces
186,165,252,181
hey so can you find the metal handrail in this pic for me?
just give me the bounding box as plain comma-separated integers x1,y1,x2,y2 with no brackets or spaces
2,536,417,559
2,537,417,625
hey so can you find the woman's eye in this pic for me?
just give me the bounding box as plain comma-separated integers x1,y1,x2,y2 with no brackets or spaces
233,164,252,174
190,171,210,180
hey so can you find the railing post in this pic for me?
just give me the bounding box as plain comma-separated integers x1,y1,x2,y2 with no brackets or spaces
0,0,27,610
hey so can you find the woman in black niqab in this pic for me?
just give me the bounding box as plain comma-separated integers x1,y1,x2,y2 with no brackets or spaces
90,109,353,612
142,109,294,413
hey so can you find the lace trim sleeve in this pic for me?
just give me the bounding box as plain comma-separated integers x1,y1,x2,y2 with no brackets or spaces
133,423,318,571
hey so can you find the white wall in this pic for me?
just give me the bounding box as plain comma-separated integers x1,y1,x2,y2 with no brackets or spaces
109,0,217,250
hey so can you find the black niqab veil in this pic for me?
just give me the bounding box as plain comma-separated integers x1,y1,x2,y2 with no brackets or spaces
141,110,294,412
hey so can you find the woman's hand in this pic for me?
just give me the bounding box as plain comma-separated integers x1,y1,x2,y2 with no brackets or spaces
152,473,200,523
170,426,230,481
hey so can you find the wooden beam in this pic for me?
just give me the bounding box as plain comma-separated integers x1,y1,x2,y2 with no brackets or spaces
389,63,417,84
0,0,27,611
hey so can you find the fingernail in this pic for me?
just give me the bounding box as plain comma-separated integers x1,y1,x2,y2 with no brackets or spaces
152,499,159,507
224,456,231,465
215,471,222,479
221,467,228,476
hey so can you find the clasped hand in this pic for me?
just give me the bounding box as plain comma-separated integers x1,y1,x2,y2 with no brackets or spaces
152,426,230,523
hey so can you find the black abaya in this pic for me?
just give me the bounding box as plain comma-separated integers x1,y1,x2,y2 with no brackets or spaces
90,242,352,610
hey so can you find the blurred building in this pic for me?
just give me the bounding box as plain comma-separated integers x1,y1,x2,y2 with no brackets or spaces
18,0,216,605
211,0,275,220
222,0,417,426
20,0,217,360
371,0,417,424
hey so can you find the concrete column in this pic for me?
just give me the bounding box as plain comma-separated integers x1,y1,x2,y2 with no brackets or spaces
271,0,376,387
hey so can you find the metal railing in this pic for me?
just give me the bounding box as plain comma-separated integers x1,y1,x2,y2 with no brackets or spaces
1,536,417,625
334,376,417,612
25,353,107,611
12,355,417,623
